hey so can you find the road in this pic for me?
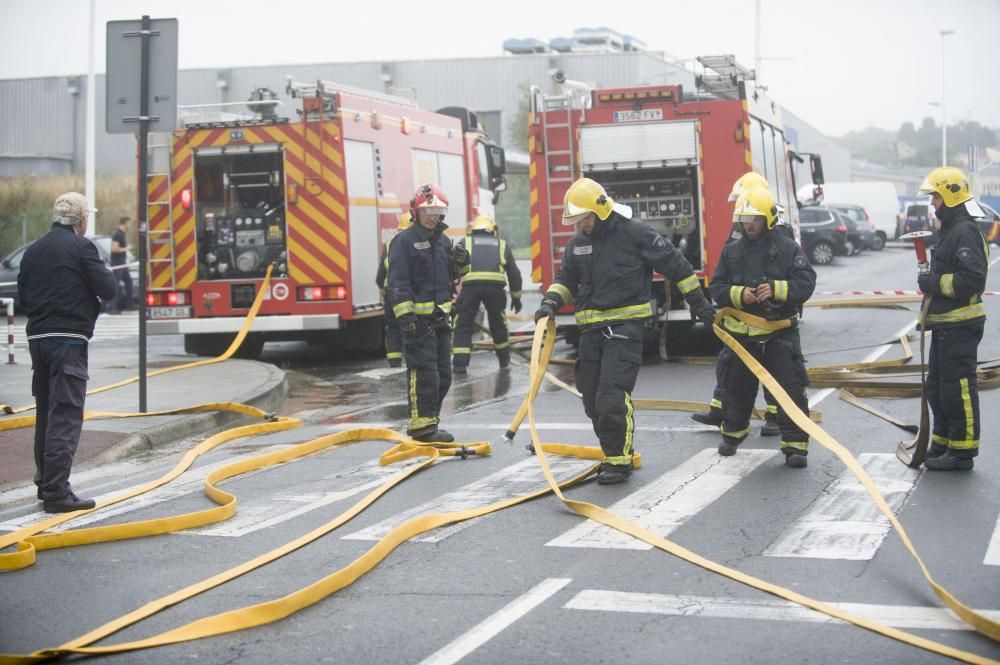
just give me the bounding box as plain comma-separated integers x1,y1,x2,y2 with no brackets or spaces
1,243,999,664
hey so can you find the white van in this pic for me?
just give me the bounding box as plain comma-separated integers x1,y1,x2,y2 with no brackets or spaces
809,182,900,249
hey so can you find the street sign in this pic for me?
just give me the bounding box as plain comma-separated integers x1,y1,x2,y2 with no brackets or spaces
105,18,178,134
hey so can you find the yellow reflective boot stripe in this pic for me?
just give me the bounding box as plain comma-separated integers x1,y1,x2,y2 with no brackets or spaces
781,440,809,452
773,279,789,302
549,283,572,303
766,404,778,415
677,274,700,294
940,273,955,297
623,392,635,457
953,377,978,450
721,425,750,439
932,434,950,446
494,341,510,350
452,347,471,355
386,352,402,360
709,398,723,409
575,303,652,326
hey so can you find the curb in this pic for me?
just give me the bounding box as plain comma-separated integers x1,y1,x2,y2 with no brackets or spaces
90,361,289,467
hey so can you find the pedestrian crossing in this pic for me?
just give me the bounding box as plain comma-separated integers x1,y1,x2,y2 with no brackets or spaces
10,311,141,348
2,446,998,568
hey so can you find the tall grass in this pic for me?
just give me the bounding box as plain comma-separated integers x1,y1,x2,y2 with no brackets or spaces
0,175,137,256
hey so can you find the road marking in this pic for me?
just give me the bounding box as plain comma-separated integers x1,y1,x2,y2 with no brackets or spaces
564,590,1000,630
417,578,571,665
763,453,921,559
343,456,595,543
985,513,1000,567
808,318,920,408
181,457,428,537
546,448,776,550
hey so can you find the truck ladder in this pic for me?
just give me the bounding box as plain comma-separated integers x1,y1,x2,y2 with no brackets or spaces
145,136,177,291
536,92,580,271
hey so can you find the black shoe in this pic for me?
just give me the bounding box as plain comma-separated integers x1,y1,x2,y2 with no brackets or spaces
926,442,948,458
717,441,739,456
43,492,96,513
411,429,455,443
760,418,781,437
498,350,511,369
691,410,724,427
784,451,808,468
37,488,42,501
596,461,633,485
453,365,468,375
388,358,402,368
924,451,974,471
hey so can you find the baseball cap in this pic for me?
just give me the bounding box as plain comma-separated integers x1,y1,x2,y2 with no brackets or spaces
53,192,97,220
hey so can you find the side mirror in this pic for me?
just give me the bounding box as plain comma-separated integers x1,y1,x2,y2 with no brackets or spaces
809,154,825,186
491,177,508,205
1,259,9,270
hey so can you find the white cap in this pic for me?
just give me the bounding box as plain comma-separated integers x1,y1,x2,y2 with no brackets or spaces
53,192,97,222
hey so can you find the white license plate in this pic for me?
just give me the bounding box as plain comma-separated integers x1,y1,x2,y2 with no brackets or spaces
147,306,192,319
613,108,663,123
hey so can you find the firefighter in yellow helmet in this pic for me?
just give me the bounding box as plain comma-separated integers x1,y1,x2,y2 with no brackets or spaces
709,185,816,468
534,178,715,485
694,173,787,436
452,214,523,373
376,212,413,367
915,166,988,470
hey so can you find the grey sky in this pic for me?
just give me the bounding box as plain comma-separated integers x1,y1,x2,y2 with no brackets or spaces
1,0,998,137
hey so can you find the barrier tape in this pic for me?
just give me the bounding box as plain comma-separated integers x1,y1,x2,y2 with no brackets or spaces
813,290,1000,297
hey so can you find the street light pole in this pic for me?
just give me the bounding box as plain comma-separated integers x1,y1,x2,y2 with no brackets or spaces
940,29,955,167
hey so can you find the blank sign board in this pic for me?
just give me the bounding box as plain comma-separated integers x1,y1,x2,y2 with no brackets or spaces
106,18,178,134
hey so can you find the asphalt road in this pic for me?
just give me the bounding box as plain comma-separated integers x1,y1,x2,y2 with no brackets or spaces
2,243,999,665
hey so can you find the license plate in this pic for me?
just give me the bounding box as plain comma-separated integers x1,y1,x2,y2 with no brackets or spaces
147,306,192,319
613,108,663,123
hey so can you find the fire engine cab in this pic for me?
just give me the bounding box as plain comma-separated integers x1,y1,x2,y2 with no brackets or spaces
144,80,506,358
530,56,818,345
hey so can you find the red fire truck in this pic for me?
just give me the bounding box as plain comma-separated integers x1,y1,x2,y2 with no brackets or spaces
144,80,507,358
529,56,820,344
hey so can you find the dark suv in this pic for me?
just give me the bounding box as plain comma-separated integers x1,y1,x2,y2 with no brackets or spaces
798,206,849,265
976,201,1000,246
829,203,881,251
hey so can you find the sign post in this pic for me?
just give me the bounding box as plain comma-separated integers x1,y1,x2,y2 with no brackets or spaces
106,16,177,412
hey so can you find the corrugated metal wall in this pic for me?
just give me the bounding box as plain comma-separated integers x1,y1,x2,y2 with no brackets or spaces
0,51,839,178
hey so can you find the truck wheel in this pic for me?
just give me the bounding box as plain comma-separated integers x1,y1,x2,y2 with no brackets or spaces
809,240,835,266
184,333,231,357
872,232,886,251
344,317,385,357
232,333,265,360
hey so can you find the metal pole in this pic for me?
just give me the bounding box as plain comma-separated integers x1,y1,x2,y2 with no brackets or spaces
754,0,761,81
85,0,96,237
940,29,954,167
3,298,14,365
137,14,151,413
21,214,26,246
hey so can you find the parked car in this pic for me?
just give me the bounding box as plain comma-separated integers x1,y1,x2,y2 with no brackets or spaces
829,203,881,251
975,201,1000,247
903,202,938,244
798,205,849,265
830,208,863,255
0,234,138,309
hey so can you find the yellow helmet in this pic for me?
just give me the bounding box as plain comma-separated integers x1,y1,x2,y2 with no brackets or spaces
918,166,973,208
728,172,769,202
733,185,779,229
468,214,497,235
397,212,413,230
562,177,613,225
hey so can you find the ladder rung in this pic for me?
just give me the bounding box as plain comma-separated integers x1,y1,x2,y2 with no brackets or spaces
148,229,173,235
148,201,170,206
545,150,572,156
545,123,570,129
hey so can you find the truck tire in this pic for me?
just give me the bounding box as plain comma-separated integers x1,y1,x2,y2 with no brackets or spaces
872,232,886,251
809,240,835,266
344,317,385,357
184,332,264,359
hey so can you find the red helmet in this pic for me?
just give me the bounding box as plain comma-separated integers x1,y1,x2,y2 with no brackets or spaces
410,183,449,219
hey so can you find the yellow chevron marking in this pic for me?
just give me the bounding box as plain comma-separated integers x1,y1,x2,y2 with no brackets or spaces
288,235,339,283
293,221,348,272
531,213,539,232
300,197,348,243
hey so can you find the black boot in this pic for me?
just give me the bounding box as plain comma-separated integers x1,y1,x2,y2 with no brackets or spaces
692,409,724,426
388,358,402,368
760,413,780,437
596,461,633,485
924,451,974,471
926,441,948,458
411,429,455,443
43,492,96,513
453,364,468,375
497,349,511,369
783,451,808,468
717,438,740,456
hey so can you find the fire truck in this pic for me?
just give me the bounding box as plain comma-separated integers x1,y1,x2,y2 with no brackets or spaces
529,56,821,345
144,80,507,358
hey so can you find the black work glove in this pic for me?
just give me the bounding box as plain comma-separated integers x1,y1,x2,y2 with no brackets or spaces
399,313,418,338
510,297,523,314
917,271,937,295
453,242,470,265
534,299,557,323
686,293,716,326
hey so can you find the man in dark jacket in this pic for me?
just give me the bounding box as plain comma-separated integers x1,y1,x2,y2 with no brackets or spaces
452,214,523,373
18,192,117,512
376,213,412,367
709,185,816,468
534,178,715,485
915,167,988,471
387,184,459,443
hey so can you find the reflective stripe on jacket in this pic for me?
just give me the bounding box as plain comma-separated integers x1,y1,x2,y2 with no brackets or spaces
458,232,524,296
387,222,455,318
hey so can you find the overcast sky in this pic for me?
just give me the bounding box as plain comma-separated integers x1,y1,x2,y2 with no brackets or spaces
1,0,998,138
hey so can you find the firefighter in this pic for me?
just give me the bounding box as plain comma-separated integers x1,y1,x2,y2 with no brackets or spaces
692,172,786,436
534,178,716,485
452,214,523,373
387,184,458,443
376,212,412,367
709,185,816,468
915,166,988,471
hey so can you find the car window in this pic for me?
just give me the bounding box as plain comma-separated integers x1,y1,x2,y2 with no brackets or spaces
5,246,27,269
800,209,818,223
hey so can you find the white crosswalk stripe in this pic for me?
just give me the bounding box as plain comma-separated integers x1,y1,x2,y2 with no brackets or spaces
763,453,922,560
11,311,141,347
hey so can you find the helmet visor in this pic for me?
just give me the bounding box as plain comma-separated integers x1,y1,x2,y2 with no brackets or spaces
418,206,448,217
563,211,592,226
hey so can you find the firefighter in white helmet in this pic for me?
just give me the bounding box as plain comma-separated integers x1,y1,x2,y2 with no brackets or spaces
709,185,816,468
376,212,413,367
452,214,523,373
915,166,988,471
534,178,715,485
